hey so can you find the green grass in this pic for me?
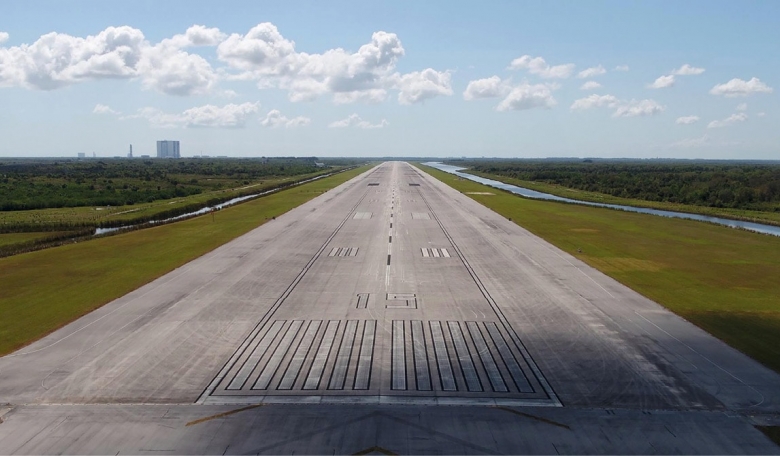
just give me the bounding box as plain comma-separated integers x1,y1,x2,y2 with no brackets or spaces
418,164,780,374
0,232,69,247
463,169,780,227
0,165,370,356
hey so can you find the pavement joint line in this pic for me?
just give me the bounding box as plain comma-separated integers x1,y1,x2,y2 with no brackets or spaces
491,405,571,430
352,445,397,455
185,404,265,426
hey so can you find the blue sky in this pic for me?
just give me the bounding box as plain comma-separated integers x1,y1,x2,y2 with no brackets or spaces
1,0,778,158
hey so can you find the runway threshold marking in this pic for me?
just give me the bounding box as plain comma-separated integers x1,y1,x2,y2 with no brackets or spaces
491,406,570,430
185,404,264,426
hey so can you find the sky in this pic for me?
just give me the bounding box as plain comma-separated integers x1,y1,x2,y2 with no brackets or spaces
1,0,778,159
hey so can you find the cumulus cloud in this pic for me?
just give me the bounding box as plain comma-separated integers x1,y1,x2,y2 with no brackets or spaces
463,76,556,111
614,99,665,117
736,103,747,111
93,103,120,115
571,94,664,117
496,83,557,111
125,102,259,128
462,76,510,100
328,114,388,129
676,115,699,125
260,109,310,128
707,112,747,129
579,80,602,90
570,94,620,111
614,65,629,71
672,64,705,76
395,69,453,104
215,24,450,105
0,25,219,95
577,65,606,79
0,23,451,104
757,112,766,117
648,74,675,89
710,77,773,97
0,32,8,44
508,55,574,79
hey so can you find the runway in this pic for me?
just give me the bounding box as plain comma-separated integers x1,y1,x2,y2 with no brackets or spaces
0,162,778,454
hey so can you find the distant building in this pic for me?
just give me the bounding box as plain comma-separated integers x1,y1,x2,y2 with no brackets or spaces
156,140,180,158
77,152,86,158
128,144,133,159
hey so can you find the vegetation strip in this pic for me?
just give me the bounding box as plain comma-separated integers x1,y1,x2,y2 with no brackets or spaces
451,160,780,226
463,169,780,227
417,164,780,374
0,165,370,356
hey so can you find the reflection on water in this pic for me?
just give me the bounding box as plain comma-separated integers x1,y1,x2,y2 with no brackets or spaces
424,162,780,237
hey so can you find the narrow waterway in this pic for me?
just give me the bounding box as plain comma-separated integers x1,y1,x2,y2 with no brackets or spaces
95,172,333,235
424,162,780,237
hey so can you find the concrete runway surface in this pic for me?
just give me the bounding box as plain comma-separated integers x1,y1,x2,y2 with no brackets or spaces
1,162,778,454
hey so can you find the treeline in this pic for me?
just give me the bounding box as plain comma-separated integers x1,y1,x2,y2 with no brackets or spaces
0,157,326,210
456,160,780,211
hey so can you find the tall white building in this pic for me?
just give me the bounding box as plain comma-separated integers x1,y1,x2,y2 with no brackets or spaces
156,140,180,158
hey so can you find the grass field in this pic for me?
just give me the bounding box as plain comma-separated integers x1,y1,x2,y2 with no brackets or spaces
0,165,371,356
0,232,68,247
418,164,780,374
463,169,780,227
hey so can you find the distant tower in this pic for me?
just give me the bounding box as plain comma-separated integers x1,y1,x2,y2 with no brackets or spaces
128,144,133,158
93,152,96,158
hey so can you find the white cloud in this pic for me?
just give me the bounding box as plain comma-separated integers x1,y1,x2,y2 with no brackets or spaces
736,103,748,111
332,89,387,104
675,115,700,125
463,76,510,100
614,99,665,117
757,112,766,117
710,77,773,97
463,77,556,111
707,112,747,129
570,94,620,111
215,24,450,105
260,109,310,128
671,64,705,76
137,42,218,96
328,114,387,129
496,83,557,111
577,65,606,79
0,32,8,44
571,94,664,117
648,74,675,89
395,68,453,104
0,23,451,104
93,103,120,115
0,25,219,96
508,55,574,79
579,80,602,90
126,102,259,128
614,65,629,71
0,26,146,90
